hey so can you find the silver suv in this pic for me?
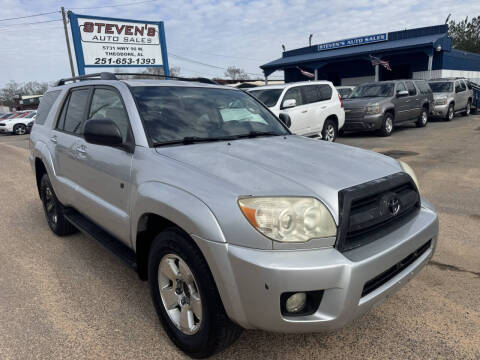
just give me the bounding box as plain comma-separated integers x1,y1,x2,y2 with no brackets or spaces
30,73,438,358
429,78,473,120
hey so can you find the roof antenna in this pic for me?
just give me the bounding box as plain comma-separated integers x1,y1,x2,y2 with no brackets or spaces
445,13,451,24
309,34,313,46
282,44,286,52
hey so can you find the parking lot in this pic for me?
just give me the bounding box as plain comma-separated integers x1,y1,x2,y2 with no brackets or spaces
0,115,479,359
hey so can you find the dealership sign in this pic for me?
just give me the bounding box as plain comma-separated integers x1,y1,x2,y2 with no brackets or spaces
317,33,388,52
69,13,169,76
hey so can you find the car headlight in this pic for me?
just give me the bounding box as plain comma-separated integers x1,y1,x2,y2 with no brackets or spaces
365,103,381,115
399,160,420,191
238,197,337,242
435,97,447,105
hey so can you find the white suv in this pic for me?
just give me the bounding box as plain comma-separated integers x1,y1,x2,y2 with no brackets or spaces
248,81,345,141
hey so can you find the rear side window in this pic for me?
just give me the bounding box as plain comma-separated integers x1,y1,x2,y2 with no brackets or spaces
57,89,90,134
415,81,431,95
282,87,303,107
455,81,466,92
35,90,60,125
300,85,332,104
316,85,332,101
405,81,417,96
396,82,406,93
466,81,472,90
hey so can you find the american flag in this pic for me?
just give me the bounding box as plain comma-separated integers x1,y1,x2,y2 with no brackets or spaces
369,55,392,71
297,66,315,79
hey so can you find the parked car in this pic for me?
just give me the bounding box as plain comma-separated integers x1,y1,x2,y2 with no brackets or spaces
0,112,13,120
248,81,345,142
336,86,355,99
428,78,473,120
30,73,438,358
342,80,434,136
0,111,37,135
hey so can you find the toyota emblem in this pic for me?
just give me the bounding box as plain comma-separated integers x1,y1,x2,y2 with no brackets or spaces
387,197,401,216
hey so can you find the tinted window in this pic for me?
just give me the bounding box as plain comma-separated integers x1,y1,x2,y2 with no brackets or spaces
350,83,394,98
396,82,406,93
35,91,60,125
466,81,473,90
415,81,431,95
337,88,352,98
61,89,90,134
88,88,129,142
455,81,466,93
248,89,283,107
316,85,332,101
405,81,417,96
130,87,289,145
429,82,453,92
282,87,303,106
459,80,467,91
302,85,319,104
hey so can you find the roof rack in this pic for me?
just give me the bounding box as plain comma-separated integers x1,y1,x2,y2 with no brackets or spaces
54,72,219,86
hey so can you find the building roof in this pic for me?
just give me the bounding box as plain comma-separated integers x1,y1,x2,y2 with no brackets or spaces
261,25,452,76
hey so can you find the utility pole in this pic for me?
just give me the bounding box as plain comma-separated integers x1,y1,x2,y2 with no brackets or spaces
61,7,75,78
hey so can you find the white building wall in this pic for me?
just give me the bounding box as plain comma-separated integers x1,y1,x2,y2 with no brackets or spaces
341,75,375,86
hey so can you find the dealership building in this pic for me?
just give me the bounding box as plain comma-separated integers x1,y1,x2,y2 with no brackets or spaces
261,24,480,85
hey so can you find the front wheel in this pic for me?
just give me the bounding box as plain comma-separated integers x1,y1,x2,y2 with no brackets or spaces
416,107,428,127
321,119,338,142
463,100,471,116
148,228,242,358
13,124,26,135
446,104,454,121
378,113,394,137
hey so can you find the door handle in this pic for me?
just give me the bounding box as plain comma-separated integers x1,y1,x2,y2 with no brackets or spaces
301,110,308,113
321,106,327,109
76,145,87,155
50,135,57,143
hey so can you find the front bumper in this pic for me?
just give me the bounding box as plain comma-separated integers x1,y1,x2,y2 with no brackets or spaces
432,103,448,117
196,203,438,332
343,113,383,132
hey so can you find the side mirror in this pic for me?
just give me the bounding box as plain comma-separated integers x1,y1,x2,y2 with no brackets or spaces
279,113,291,128
282,98,297,109
84,119,123,147
396,90,409,97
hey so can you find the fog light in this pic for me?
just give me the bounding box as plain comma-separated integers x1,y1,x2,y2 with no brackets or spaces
285,292,307,313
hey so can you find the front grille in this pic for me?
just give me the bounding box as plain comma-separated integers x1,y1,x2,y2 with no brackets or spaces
336,173,420,252
361,239,431,297
345,107,365,120
0,123,5,126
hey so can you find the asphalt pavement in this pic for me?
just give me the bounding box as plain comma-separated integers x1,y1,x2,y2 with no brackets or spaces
0,115,479,359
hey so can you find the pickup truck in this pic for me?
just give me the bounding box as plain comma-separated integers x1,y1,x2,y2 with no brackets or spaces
30,73,438,358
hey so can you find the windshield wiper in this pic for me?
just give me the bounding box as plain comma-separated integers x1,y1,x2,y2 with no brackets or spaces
235,131,281,139
153,135,239,147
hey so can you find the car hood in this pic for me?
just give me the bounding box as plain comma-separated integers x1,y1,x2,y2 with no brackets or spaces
155,135,402,219
343,97,387,108
433,92,450,98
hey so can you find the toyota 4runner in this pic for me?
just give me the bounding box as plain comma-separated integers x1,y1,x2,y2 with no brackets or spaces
30,73,438,358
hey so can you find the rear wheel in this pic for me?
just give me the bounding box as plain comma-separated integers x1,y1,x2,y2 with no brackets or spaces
378,113,394,137
321,119,337,142
463,100,471,116
148,228,242,358
40,174,77,236
416,107,428,127
13,124,26,135
446,104,454,121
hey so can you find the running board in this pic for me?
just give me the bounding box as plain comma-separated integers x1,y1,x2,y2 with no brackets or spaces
64,209,137,270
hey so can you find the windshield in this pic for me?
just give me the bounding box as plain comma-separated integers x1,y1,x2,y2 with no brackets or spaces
130,86,289,145
349,83,394,98
429,82,453,93
24,112,36,118
248,89,283,107
337,88,353,98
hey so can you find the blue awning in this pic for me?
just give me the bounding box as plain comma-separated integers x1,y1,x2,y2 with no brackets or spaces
261,33,450,76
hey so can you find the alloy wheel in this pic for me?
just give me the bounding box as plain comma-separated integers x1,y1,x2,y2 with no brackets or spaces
421,111,428,125
385,116,393,134
448,107,454,120
158,254,203,335
15,125,26,135
324,124,336,142
466,102,471,115
44,186,58,224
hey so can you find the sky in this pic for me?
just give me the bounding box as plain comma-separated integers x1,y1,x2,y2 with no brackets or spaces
1,0,480,87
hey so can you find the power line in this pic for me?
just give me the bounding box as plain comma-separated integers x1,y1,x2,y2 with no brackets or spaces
0,11,59,22
0,23,63,33
0,19,62,29
70,0,157,10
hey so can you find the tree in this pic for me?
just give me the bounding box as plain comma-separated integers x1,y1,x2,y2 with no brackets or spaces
0,81,22,107
449,16,480,53
224,66,249,80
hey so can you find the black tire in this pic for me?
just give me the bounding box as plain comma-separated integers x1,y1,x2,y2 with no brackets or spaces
463,100,471,116
40,173,77,236
446,103,454,121
321,118,338,142
13,124,27,135
148,227,242,358
378,113,394,137
416,106,428,127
